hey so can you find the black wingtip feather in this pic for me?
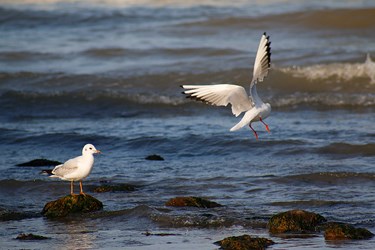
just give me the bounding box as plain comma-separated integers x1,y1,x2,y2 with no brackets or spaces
183,93,214,106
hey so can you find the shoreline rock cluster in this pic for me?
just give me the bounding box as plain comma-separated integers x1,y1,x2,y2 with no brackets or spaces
3,166,373,249
268,209,373,240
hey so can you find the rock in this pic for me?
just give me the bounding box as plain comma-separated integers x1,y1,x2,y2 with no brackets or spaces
16,158,62,167
143,231,181,236
324,222,374,240
16,233,49,240
0,207,34,221
268,209,326,234
42,194,103,218
215,234,275,250
93,184,137,193
165,196,222,208
145,154,164,161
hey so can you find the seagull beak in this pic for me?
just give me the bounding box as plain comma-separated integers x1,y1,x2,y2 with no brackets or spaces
95,150,102,154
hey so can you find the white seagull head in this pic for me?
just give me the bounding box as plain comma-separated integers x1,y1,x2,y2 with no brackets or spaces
82,144,101,155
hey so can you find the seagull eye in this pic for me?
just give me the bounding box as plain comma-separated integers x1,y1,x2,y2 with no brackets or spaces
89,147,92,150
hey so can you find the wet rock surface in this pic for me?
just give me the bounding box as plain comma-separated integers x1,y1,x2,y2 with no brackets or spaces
215,234,275,250
165,196,222,208
42,194,103,218
16,233,49,240
268,209,327,234
324,222,374,240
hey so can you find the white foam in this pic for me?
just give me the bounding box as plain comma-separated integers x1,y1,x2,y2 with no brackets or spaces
281,54,375,84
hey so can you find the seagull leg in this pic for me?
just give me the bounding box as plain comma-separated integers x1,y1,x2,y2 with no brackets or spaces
79,181,85,195
249,122,258,140
70,181,74,195
260,117,270,132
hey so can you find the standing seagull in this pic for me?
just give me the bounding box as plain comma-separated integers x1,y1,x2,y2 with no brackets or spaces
182,33,272,139
50,144,101,195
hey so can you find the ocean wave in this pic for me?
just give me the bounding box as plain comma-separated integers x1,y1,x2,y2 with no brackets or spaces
82,47,241,59
279,54,375,84
278,8,375,30
0,51,62,62
268,199,355,207
316,143,375,157
273,172,375,186
182,8,375,30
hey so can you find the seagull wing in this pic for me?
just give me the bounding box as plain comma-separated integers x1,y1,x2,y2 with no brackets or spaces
251,32,271,88
51,156,82,178
182,84,252,117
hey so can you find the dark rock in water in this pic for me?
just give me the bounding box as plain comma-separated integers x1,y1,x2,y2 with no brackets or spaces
165,196,222,208
93,183,137,193
268,209,326,234
143,231,182,236
215,234,275,250
324,222,374,240
16,233,49,240
17,158,62,167
0,207,37,221
145,154,164,161
42,194,103,218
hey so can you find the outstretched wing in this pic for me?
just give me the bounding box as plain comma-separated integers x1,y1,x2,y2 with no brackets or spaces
181,84,252,117
251,32,271,87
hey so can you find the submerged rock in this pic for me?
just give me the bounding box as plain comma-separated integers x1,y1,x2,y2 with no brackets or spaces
16,233,49,240
324,222,374,240
215,234,275,250
268,209,326,234
93,184,137,193
145,154,164,161
0,207,37,221
42,194,103,218
143,231,181,237
165,196,222,208
16,158,61,167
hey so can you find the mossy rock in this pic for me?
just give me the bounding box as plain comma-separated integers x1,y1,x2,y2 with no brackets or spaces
324,222,374,240
93,184,137,193
165,196,222,208
215,234,275,250
16,158,62,167
268,209,326,234
16,233,49,240
42,194,103,218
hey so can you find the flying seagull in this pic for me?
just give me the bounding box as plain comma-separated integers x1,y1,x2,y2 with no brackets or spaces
50,144,101,195
182,33,272,139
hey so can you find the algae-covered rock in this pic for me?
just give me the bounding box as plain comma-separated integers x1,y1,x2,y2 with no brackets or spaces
16,233,49,240
268,209,326,234
324,222,374,240
165,196,222,208
93,184,137,193
215,234,275,250
42,194,103,218
17,158,62,167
